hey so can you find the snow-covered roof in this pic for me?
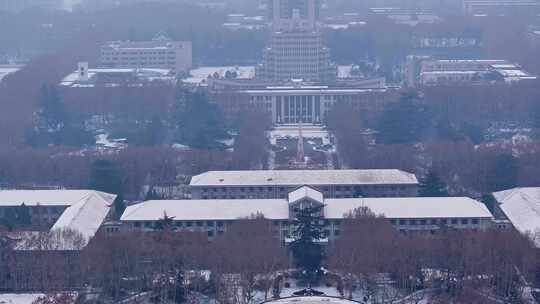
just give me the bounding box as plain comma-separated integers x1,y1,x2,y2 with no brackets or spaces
51,191,115,243
60,68,174,87
493,187,540,241
183,66,256,84
121,197,491,222
121,199,289,221
0,190,116,250
324,197,493,219
0,190,103,206
0,66,21,83
190,169,418,187
102,40,190,50
0,293,45,304
288,186,324,204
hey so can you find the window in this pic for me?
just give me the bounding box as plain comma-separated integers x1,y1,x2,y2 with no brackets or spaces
409,219,417,225
420,219,427,225
399,219,406,225
217,221,224,227
197,221,203,227
134,222,141,228
451,219,458,225
390,219,397,225
273,221,280,226
430,219,437,225
186,221,193,227
441,219,447,225
461,219,468,225
472,219,479,225
206,221,214,227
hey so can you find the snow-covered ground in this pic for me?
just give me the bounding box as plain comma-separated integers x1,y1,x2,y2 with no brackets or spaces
0,294,44,304
269,125,331,145
95,133,128,150
184,65,360,84
184,66,256,84
0,65,22,83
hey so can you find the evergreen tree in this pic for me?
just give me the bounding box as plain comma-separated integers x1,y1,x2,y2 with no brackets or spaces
39,85,67,131
481,193,498,214
15,203,31,227
89,159,125,218
534,102,540,137
489,154,518,192
290,204,326,283
419,171,449,197
173,271,185,304
376,91,430,144
145,187,162,200
155,212,175,231
137,117,165,146
174,91,228,149
113,195,126,219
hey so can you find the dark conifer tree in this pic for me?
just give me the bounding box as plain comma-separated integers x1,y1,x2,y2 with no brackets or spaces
15,203,31,227
89,159,125,218
376,91,430,144
173,271,185,304
290,204,326,283
419,171,449,197
155,212,175,231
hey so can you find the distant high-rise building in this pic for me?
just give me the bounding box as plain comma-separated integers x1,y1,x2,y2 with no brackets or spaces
256,0,336,82
268,0,320,31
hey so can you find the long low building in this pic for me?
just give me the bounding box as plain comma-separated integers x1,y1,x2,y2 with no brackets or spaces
121,186,493,239
189,169,419,199
0,190,116,250
493,187,540,245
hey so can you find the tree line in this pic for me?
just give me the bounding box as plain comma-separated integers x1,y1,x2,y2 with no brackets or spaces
1,215,538,304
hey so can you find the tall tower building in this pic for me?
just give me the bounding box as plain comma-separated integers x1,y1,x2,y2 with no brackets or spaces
256,0,336,82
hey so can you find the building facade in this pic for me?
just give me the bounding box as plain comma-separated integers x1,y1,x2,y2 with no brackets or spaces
208,79,393,125
257,0,337,82
0,190,115,247
462,0,540,15
121,186,494,240
415,59,537,86
100,40,192,74
189,169,419,199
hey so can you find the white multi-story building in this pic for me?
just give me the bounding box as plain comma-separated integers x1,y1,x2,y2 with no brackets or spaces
121,186,493,239
416,59,537,86
100,40,192,74
189,169,419,199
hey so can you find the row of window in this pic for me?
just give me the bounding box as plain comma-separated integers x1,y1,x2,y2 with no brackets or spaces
199,185,410,193
133,220,226,229
103,56,176,60
390,218,481,226
102,51,176,56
